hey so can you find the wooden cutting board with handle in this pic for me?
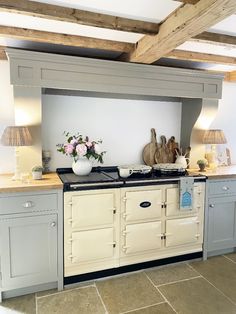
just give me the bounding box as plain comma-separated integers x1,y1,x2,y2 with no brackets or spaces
155,135,170,163
142,128,158,166
167,136,179,163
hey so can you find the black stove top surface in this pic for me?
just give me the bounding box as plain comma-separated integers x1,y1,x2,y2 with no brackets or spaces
57,167,206,191
59,171,118,184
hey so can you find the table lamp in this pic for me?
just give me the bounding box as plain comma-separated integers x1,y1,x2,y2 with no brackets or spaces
1,126,32,180
202,129,227,168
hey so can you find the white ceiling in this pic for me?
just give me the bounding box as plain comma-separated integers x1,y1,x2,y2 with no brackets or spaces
31,0,181,22
0,0,236,71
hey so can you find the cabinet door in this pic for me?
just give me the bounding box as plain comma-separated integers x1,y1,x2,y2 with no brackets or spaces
70,193,115,229
207,196,236,251
123,221,162,254
69,228,115,263
166,217,200,247
123,190,162,222
0,215,57,289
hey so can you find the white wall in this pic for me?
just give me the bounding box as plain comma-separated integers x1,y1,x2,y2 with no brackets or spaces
42,95,182,170
0,61,14,174
210,82,236,164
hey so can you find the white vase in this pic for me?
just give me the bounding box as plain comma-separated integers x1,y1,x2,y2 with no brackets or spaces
72,157,92,176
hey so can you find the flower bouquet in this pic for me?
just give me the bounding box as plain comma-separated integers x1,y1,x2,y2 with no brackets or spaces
57,132,106,175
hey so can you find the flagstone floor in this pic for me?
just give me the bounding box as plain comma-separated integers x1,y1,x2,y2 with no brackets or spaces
1,253,236,314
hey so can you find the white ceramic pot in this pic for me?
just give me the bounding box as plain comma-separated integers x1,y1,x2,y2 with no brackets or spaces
175,156,189,169
72,157,92,176
32,171,42,180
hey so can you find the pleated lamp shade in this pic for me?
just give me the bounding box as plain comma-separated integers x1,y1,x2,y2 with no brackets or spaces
202,129,227,144
1,126,32,146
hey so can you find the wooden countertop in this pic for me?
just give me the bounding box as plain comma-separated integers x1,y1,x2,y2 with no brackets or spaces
0,172,63,193
189,165,236,180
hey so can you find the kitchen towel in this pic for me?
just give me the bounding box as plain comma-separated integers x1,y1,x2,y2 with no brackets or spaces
179,177,194,211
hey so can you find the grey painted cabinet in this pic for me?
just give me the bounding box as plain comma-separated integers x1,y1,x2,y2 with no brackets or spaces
205,179,236,257
0,189,63,301
0,214,58,289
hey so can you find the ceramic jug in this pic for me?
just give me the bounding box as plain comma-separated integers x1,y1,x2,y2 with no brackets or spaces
175,156,189,169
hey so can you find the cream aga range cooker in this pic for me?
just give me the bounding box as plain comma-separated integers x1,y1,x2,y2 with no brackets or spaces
57,167,206,284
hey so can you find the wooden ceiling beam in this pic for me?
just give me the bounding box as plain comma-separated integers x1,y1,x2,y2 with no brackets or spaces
225,71,236,81
194,32,236,47
123,0,236,64
0,0,159,35
0,45,6,59
166,49,236,65
0,25,135,53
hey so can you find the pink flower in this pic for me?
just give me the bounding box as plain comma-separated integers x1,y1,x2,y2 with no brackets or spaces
76,143,87,156
86,141,93,148
65,144,74,154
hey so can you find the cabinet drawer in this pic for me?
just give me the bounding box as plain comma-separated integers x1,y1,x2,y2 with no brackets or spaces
209,180,236,196
0,193,58,215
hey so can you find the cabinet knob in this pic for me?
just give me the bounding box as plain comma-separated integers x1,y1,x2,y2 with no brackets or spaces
22,201,34,208
50,221,56,227
222,186,229,191
209,204,215,208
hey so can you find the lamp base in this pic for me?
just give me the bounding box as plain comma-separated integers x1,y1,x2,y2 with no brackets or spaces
12,172,21,181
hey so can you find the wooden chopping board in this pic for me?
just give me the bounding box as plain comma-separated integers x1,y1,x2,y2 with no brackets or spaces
142,128,158,166
155,135,170,163
167,136,179,163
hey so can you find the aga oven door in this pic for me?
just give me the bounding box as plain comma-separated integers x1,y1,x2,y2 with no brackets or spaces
165,183,204,217
68,191,116,229
69,227,115,263
165,216,201,247
123,189,163,223
122,221,162,255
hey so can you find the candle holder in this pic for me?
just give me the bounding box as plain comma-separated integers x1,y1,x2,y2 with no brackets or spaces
42,150,51,173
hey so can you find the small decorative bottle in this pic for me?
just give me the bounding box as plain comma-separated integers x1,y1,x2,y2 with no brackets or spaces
42,150,51,173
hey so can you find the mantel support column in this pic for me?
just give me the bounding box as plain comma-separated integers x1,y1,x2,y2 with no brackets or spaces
13,86,42,173
181,98,219,168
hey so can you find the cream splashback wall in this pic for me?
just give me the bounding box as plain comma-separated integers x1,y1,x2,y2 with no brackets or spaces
42,95,182,170
0,61,15,173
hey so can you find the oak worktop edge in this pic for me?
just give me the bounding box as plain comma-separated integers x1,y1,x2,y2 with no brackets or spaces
0,173,63,193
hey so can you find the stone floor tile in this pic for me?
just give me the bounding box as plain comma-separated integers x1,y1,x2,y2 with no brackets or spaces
36,281,95,298
0,294,36,314
96,272,164,314
37,286,105,314
123,302,175,313
146,263,199,286
159,277,236,314
190,255,236,303
225,252,236,263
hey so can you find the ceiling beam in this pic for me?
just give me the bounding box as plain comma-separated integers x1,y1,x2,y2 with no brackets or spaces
194,31,236,47
225,71,236,81
0,45,6,59
0,0,159,35
173,0,200,4
0,25,135,52
166,49,236,65
122,0,236,64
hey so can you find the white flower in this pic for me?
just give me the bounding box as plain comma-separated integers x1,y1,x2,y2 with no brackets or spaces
76,144,87,156
94,144,101,154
